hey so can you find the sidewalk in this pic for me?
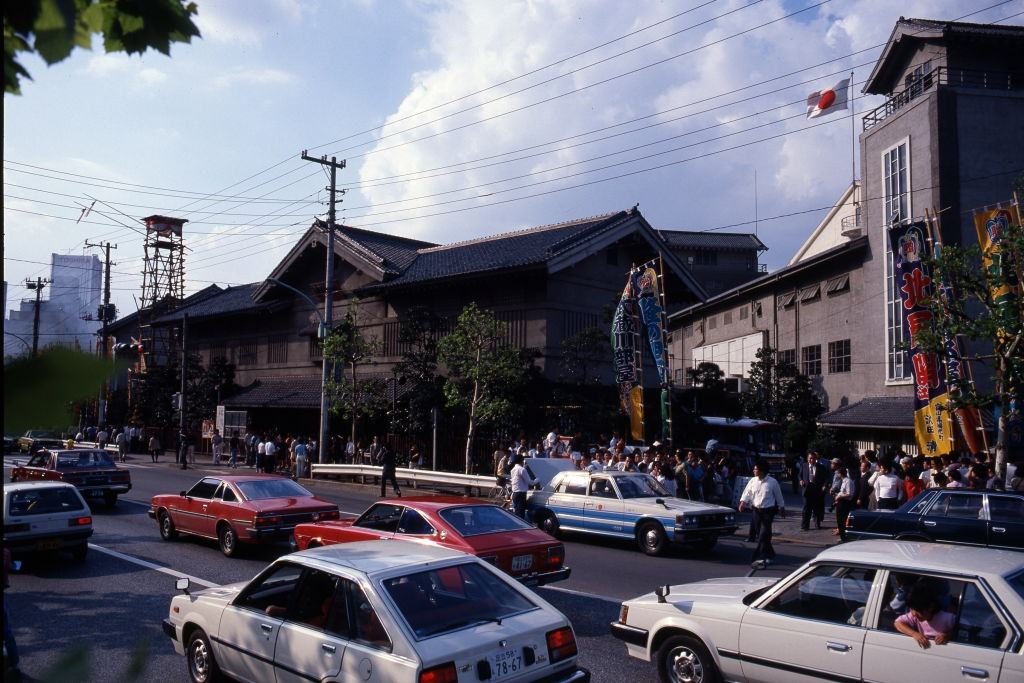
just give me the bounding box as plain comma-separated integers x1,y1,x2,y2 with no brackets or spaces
733,488,840,548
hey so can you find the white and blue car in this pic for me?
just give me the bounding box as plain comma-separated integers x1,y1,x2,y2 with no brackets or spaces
526,471,738,555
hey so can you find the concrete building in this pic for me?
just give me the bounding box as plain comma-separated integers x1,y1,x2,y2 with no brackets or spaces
668,17,1024,454
4,254,101,358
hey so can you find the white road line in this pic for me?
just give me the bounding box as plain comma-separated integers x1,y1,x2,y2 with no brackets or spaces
88,543,220,588
540,585,621,604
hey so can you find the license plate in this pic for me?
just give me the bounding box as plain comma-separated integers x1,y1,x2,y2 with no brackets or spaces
491,649,524,679
511,554,533,572
37,539,60,551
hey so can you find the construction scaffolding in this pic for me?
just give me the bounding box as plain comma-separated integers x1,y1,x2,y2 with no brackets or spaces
138,215,187,370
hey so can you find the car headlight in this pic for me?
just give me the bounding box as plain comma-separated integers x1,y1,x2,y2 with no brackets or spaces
725,514,735,524
675,515,698,526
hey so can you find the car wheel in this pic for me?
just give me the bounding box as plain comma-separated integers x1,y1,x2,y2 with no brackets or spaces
103,492,118,508
638,521,667,556
186,628,223,683
218,524,239,558
159,511,179,541
536,510,560,537
71,543,88,562
657,634,720,683
896,533,932,542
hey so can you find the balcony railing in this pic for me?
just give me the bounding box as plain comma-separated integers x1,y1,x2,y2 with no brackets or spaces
863,66,1023,130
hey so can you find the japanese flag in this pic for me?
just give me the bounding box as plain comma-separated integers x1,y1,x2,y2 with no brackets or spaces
806,78,850,118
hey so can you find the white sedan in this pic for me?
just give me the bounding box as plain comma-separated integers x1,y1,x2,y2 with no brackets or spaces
611,540,1024,683
164,540,590,683
3,481,93,560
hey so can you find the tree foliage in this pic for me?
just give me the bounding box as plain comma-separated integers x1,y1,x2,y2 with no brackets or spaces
324,303,384,444
5,0,200,94
437,303,529,472
914,216,1023,478
742,346,823,454
684,361,741,418
559,326,608,386
392,306,444,438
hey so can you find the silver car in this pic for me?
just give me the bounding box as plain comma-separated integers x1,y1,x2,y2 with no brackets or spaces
611,540,1024,683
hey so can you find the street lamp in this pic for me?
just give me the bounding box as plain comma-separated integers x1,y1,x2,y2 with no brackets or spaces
267,278,330,465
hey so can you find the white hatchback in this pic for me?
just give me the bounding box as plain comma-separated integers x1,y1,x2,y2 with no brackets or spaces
3,481,93,560
164,541,590,683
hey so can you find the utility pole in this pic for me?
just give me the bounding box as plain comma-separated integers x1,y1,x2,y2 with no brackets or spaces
301,151,346,465
86,241,117,424
179,313,189,461
25,277,51,356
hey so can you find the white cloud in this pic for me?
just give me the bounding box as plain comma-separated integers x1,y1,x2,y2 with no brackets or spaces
137,68,169,85
211,68,296,89
83,53,168,87
194,0,317,46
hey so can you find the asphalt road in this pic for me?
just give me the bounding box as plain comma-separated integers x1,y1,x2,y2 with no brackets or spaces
4,457,824,683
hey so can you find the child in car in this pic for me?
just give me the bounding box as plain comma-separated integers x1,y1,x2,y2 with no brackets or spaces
894,581,955,649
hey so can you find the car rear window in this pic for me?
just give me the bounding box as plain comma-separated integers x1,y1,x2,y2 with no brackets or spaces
236,479,312,500
1009,572,1024,601
56,451,114,468
9,487,85,515
384,562,536,639
439,505,532,537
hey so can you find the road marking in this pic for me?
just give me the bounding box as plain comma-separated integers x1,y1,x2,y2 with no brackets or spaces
88,543,220,588
540,585,621,604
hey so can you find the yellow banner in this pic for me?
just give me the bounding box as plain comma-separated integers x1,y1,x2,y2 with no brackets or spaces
628,386,644,441
913,394,955,456
973,203,1021,301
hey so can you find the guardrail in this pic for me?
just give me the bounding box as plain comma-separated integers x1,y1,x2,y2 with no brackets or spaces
311,463,497,496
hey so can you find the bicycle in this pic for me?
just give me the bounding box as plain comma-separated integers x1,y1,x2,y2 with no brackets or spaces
489,476,512,511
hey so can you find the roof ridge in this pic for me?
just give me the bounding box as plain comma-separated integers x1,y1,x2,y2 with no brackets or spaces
337,223,438,248
416,211,625,254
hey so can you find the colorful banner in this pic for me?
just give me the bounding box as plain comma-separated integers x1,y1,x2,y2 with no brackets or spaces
612,277,644,440
635,266,670,387
890,222,954,456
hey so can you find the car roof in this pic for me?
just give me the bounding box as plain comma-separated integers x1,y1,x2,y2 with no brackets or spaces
816,540,1024,579
363,495,493,510
194,474,302,484
290,540,470,574
4,481,78,492
46,449,107,455
557,470,647,478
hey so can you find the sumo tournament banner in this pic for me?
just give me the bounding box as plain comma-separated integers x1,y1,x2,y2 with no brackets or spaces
612,277,644,440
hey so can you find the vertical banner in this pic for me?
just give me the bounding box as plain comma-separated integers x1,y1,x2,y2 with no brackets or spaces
890,222,954,456
612,277,644,440
636,266,670,440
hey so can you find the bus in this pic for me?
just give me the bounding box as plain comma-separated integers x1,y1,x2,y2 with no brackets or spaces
691,416,787,477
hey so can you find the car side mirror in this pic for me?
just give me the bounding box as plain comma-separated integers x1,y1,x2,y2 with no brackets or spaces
176,577,191,595
655,585,669,603
179,491,186,497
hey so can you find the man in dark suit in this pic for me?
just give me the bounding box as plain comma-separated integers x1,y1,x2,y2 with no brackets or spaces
377,437,401,498
800,451,828,530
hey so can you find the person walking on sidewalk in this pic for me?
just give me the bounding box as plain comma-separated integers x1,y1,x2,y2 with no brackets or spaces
294,437,308,480
377,439,401,498
148,433,161,463
800,451,828,530
833,466,856,542
211,429,223,466
509,454,538,520
738,461,786,569
115,430,128,463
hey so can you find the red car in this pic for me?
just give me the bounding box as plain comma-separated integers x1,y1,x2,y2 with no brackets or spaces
148,475,339,557
293,496,571,586
10,448,131,507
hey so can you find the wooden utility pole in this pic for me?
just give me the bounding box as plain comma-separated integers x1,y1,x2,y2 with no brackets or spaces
301,151,346,465
25,277,51,356
86,241,117,424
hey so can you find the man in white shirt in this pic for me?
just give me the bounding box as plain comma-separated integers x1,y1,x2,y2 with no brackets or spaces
738,461,786,568
509,455,538,520
872,463,903,509
544,428,559,457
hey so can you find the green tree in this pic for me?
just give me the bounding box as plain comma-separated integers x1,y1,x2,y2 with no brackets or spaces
323,303,383,447
914,216,1023,479
559,326,608,386
742,346,790,422
685,361,741,418
392,307,444,438
437,303,528,473
5,0,200,94
808,427,854,461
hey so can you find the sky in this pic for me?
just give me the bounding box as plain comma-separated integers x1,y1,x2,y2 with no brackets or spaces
4,0,1022,319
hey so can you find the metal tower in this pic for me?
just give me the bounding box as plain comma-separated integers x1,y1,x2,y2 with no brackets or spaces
138,215,187,369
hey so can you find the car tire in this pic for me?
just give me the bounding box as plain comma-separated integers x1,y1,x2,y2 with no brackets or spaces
159,511,179,541
638,521,667,556
186,628,223,683
218,524,239,558
536,510,560,537
896,533,932,542
657,634,720,683
103,492,118,508
71,543,88,562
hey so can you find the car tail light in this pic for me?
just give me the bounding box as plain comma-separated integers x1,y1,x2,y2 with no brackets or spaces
255,515,282,527
419,662,458,683
68,516,92,527
546,544,564,567
5,523,29,533
546,626,577,663
319,509,340,521
619,604,629,624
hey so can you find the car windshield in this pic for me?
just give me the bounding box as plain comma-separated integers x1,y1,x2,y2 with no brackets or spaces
56,451,114,468
9,487,85,515
235,479,312,500
384,562,536,639
439,505,533,537
28,431,59,438
615,474,670,499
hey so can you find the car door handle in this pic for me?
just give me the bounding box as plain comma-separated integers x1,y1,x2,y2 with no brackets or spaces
321,643,337,654
961,666,988,679
259,623,273,633
992,527,1005,533
923,520,937,527
826,641,851,652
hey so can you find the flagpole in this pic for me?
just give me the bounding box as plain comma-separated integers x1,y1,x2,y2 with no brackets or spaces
849,71,856,187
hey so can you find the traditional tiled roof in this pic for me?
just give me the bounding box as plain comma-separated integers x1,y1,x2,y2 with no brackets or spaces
658,230,766,252
154,283,266,323
359,211,630,291
223,376,321,409
819,396,915,429
105,284,224,335
897,17,1024,37
334,224,436,275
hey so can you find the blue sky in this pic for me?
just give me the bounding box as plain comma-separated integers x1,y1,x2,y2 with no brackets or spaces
5,0,1021,317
